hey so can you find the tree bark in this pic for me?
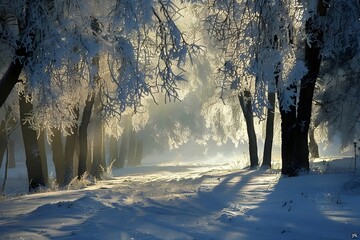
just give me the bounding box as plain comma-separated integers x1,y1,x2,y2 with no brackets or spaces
37,130,49,184
134,140,143,166
293,1,326,172
238,90,259,168
63,108,79,185
78,94,95,179
116,116,131,168
262,91,275,168
8,139,15,168
90,94,105,179
279,1,327,176
91,119,105,178
117,136,128,168
19,93,45,191
51,128,65,185
0,121,6,168
109,136,119,166
127,132,137,167
0,58,24,108
309,126,319,158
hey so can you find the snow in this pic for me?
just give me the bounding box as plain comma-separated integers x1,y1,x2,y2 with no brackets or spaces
0,158,360,240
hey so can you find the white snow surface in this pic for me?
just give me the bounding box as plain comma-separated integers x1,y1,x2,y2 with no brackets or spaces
0,158,360,240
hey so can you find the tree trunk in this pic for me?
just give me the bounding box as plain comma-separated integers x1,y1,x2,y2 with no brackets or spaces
293,1,326,172
118,136,128,168
309,126,319,159
262,91,276,168
134,140,143,166
0,121,6,168
90,93,105,179
116,116,131,168
91,118,105,178
0,58,24,108
19,93,45,191
238,90,259,168
51,128,65,185
127,129,138,167
279,105,297,176
279,1,327,176
87,137,93,172
78,94,95,179
1,140,9,194
109,136,119,166
63,108,79,185
8,139,15,168
37,130,48,184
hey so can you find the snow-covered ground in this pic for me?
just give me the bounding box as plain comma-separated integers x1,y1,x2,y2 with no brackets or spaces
0,157,359,240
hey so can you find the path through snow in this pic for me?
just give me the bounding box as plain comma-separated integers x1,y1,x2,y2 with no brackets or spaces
0,163,359,239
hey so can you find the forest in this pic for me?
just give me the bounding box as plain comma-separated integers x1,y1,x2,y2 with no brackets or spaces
0,0,359,193
0,1,360,239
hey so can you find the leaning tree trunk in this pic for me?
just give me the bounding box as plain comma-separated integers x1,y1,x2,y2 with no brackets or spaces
78,94,95,179
238,90,259,168
63,108,79,185
0,58,24,108
19,93,45,191
51,128,65,185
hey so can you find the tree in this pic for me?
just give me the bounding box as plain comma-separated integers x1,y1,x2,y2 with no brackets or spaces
201,0,297,170
313,0,360,151
1,0,199,189
50,128,65,185
19,92,46,190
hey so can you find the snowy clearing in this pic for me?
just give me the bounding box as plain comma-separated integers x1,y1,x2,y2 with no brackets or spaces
0,158,360,240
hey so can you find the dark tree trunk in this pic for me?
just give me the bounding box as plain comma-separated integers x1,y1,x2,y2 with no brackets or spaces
277,68,298,175
279,104,297,176
63,108,79,185
37,130,48,184
51,128,65,185
279,1,327,176
0,58,24,108
262,91,276,169
292,9,324,170
19,93,45,191
78,94,95,179
238,90,259,168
